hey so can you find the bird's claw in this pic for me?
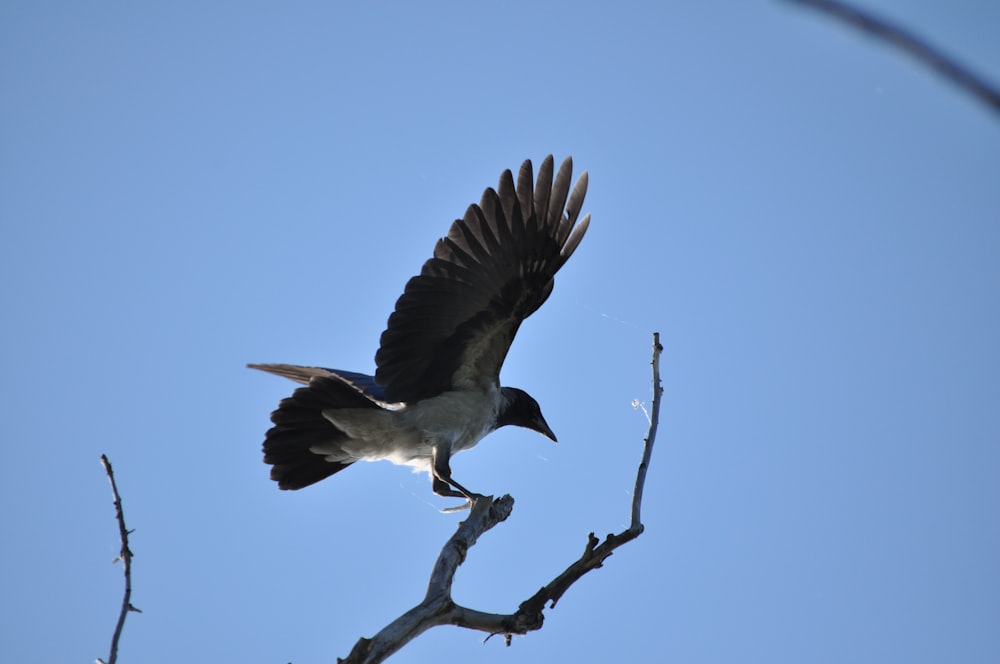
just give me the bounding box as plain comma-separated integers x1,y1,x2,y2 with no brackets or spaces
440,498,473,513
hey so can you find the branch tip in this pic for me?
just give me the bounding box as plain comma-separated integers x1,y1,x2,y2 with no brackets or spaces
100,454,136,664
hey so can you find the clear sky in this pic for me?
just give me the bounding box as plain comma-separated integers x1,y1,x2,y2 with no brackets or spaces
2,2,998,662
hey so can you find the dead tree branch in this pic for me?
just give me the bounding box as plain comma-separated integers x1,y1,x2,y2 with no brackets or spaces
97,455,140,664
784,0,1000,116
340,332,664,663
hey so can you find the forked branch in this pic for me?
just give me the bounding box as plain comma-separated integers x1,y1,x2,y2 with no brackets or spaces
340,332,664,663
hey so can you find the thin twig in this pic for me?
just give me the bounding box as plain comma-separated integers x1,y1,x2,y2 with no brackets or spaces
97,455,139,664
784,0,1000,116
631,331,662,530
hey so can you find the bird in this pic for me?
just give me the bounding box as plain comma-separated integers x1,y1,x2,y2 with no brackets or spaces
249,155,590,507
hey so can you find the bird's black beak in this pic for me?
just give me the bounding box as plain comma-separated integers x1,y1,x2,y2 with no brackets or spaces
534,414,557,443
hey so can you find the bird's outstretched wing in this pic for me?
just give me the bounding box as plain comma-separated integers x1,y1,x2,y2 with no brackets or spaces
374,155,590,403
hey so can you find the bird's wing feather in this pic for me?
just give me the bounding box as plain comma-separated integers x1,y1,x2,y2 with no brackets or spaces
374,156,590,403
247,363,390,403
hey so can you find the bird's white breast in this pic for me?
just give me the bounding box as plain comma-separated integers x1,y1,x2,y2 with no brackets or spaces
402,385,501,452
322,384,502,472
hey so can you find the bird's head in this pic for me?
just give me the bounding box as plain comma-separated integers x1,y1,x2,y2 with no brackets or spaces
498,387,557,442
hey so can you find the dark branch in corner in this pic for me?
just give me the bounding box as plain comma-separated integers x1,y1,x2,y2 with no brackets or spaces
340,333,664,664
97,455,141,664
784,0,1000,116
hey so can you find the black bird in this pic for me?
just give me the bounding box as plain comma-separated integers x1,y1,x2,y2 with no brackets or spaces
249,156,589,506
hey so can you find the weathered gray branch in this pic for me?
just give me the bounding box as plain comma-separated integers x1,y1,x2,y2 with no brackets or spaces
340,332,664,663
784,0,1000,116
341,495,516,663
97,455,141,664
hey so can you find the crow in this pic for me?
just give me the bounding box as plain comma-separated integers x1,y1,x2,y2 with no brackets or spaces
250,155,589,507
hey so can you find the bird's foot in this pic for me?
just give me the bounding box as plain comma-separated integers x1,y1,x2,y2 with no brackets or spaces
440,499,473,513
439,491,489,513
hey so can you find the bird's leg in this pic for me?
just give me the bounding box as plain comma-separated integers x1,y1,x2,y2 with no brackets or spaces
431,443,482,510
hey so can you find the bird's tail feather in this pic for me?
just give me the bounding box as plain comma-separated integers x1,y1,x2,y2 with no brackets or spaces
260,373,379,490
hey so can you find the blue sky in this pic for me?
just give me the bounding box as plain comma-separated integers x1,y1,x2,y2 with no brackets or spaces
2,2,999,662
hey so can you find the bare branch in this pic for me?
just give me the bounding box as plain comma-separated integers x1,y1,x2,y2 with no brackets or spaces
513,332,662,621
338,333,664,662
341,496,515,663
784,0,1000,116
97,455,139,664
